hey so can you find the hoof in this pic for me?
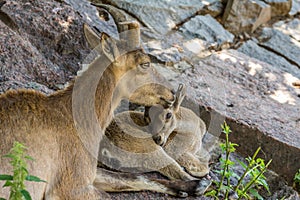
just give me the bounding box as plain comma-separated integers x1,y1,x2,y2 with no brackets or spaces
194,178,212,196
178,191,188,197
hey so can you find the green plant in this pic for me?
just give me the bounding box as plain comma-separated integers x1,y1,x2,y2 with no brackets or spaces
0,142,46,200
293,169,300,192
294,169,300,185
205,122,272,200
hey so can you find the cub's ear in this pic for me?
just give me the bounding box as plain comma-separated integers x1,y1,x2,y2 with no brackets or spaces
174,84,186,112
100,33,120,63
83,24,101,49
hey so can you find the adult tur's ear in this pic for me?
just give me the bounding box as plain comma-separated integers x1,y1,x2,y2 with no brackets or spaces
83,24,101,49
101,33,120,63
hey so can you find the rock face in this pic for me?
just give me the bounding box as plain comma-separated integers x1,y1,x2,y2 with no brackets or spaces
64,0,118,38
222,0,271,34
259,28,300,68
273,18,300,41
144,32,186,63
0,20,59,93
0,0,92,92
238,40,300,78
198,0,225,17
180,15,234,49
263,0,292,16
289,0,300,15
92,0,220,35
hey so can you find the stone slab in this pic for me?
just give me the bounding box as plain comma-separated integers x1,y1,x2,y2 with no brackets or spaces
143,14,235,63
259,28,300,67
263,0,292,16
274,18,300,41
223,0,271,34
97,0,219,35
198,0,225,17
65,0,118,38
289,0,300,15
238,40,300,79
180,15,234,49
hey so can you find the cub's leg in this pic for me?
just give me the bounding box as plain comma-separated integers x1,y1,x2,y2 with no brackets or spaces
176,152,209,178
158,159,196,181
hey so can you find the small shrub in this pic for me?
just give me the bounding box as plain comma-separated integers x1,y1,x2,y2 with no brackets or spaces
293,169,300,192
205,122,272,200
294,169,300,185
0,141,46,200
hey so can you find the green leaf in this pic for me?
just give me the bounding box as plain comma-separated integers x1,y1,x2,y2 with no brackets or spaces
21,189,32,200
221,122,232,134
0,198,6,200
2,154,15,159
26,175,46,183
24,155,34,161
227,159,235,166
231,172,241,180
256,178,270,193
3,180,13,188
249,188,263,200
237,159,247,169
0,174,13,181
294,169,300,184
21,167,29,174
205,189,217,197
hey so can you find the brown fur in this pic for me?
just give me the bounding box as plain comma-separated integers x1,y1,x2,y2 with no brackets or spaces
0,24,175,199
99,85,210,183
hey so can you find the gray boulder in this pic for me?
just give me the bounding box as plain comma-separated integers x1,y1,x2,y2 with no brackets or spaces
263,0,292,16
273,18,300,41
238,40,300,79
222,0,271,34
180,14,234,49
259,28,300,67
96,0,219,34
289,0,300,15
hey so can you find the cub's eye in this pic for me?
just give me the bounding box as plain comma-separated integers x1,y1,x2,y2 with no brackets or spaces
140,62,150,69
165,112,172,120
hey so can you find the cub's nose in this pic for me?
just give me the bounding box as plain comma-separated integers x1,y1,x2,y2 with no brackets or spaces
152,134,164,146
171,89,176,95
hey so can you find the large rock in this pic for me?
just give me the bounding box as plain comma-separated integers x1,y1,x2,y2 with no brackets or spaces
65,0,118,38
144,14,235,63
198,0,225,17
259,28,300,67
289,0,300,15
92,0,219,35
273,18,300,41
180,15,234,49
1,0,91,79
144,32,186,63
0,20,58,93
263,0,292,16
238,40,300,79
222,0,271,34
144,30,212,64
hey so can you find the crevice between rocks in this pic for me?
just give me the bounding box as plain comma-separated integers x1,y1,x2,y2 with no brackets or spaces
0,2,19,32
257,42,300,68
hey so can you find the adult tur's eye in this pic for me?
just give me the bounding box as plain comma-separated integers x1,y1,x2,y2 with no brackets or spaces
140,62,150,69
166,112,172,120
